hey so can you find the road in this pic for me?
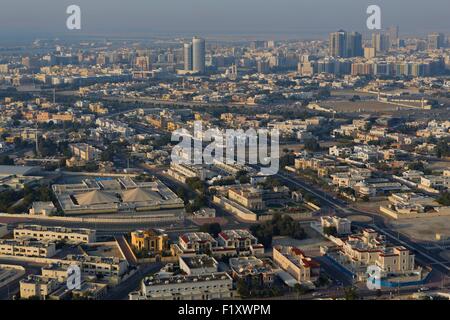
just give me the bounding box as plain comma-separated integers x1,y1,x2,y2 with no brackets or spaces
103,263,162,300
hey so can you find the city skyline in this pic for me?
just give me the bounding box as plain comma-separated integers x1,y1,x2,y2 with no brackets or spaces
1,0,450,42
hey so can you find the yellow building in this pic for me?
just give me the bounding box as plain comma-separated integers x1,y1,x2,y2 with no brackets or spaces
131,229,169,253
340,229,416,274
273,246,320,284
20,275,58,299
228,187,264,211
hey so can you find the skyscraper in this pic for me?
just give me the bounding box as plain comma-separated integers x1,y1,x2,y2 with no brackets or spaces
183,43,193,71
192,37,206,74
329,30,363,58
387,26,399,47
428,33,445,50
372,32,390,54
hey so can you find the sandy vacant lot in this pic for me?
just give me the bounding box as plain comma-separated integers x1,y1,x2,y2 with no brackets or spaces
388,216,450,242
348,215,372,223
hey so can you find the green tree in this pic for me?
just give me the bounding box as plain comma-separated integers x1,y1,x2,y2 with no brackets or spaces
323,226,337,236
344,287,359,300
438,192,450,206
236,279,250,298
304,139,321,152
199,223,222,237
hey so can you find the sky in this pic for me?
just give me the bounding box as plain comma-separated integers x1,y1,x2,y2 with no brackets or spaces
0,0,449,41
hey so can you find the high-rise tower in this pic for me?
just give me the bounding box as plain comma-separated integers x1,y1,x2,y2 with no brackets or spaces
183,43,193,71
192,37,206,74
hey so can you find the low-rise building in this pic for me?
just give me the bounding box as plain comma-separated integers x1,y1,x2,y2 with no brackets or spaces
172,232,236,257
325,229,422,281
179,255,218,276
229,256,277,287
380,192,450,219
131,229,169,253
320,216,352,235
14,224,96,244
41,263,71,282
71,282,108,300
28,202,57,216
65,255,128,278
273,246,320,284
69,143,101,161
228,187,264,211
217,229,264,256
129,272,234,300
20,275,59,299
0,239,56,257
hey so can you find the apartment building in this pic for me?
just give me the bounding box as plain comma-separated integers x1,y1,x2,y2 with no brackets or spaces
0,239,56,258
217,229,264,255
65,255,128,278
332,229,419,276
167,163,211,182
229,256,277,287
419,175,450,194
179,255,218,276
41,263,71,282
273,246,320,284
172,232,235,257
355,179,408,197
14,224,96,244
129,272,234,300
20,275,59,299
176,232,218,254
69,143,101,161
320,216,352,235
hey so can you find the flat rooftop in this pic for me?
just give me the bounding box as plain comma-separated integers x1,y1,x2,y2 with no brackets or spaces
143,272,231,286
181,255,217,269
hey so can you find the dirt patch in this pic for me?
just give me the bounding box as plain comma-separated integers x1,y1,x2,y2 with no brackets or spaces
348,215,372,223
388,216,450,242
189,217,228,226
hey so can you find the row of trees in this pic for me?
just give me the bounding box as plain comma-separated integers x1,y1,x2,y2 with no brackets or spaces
0,185,54,214
250,213,307,248
438,192,450,206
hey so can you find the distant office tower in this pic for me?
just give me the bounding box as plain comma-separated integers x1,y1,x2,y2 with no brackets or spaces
267,40,276,49
372,32,390,54
364,47,376,59
329,30,363,58
387,26,399,47
183,43,193,71
135,56,150,71
192,37,206,73
257,60,270,74
250,41,266,50
167,52,175,64
428,33,445,50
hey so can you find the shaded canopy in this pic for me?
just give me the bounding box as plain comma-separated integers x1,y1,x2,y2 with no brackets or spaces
122,188,161,203
75,190,118,206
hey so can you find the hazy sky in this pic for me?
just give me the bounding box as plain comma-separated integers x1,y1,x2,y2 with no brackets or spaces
0,0,449,40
